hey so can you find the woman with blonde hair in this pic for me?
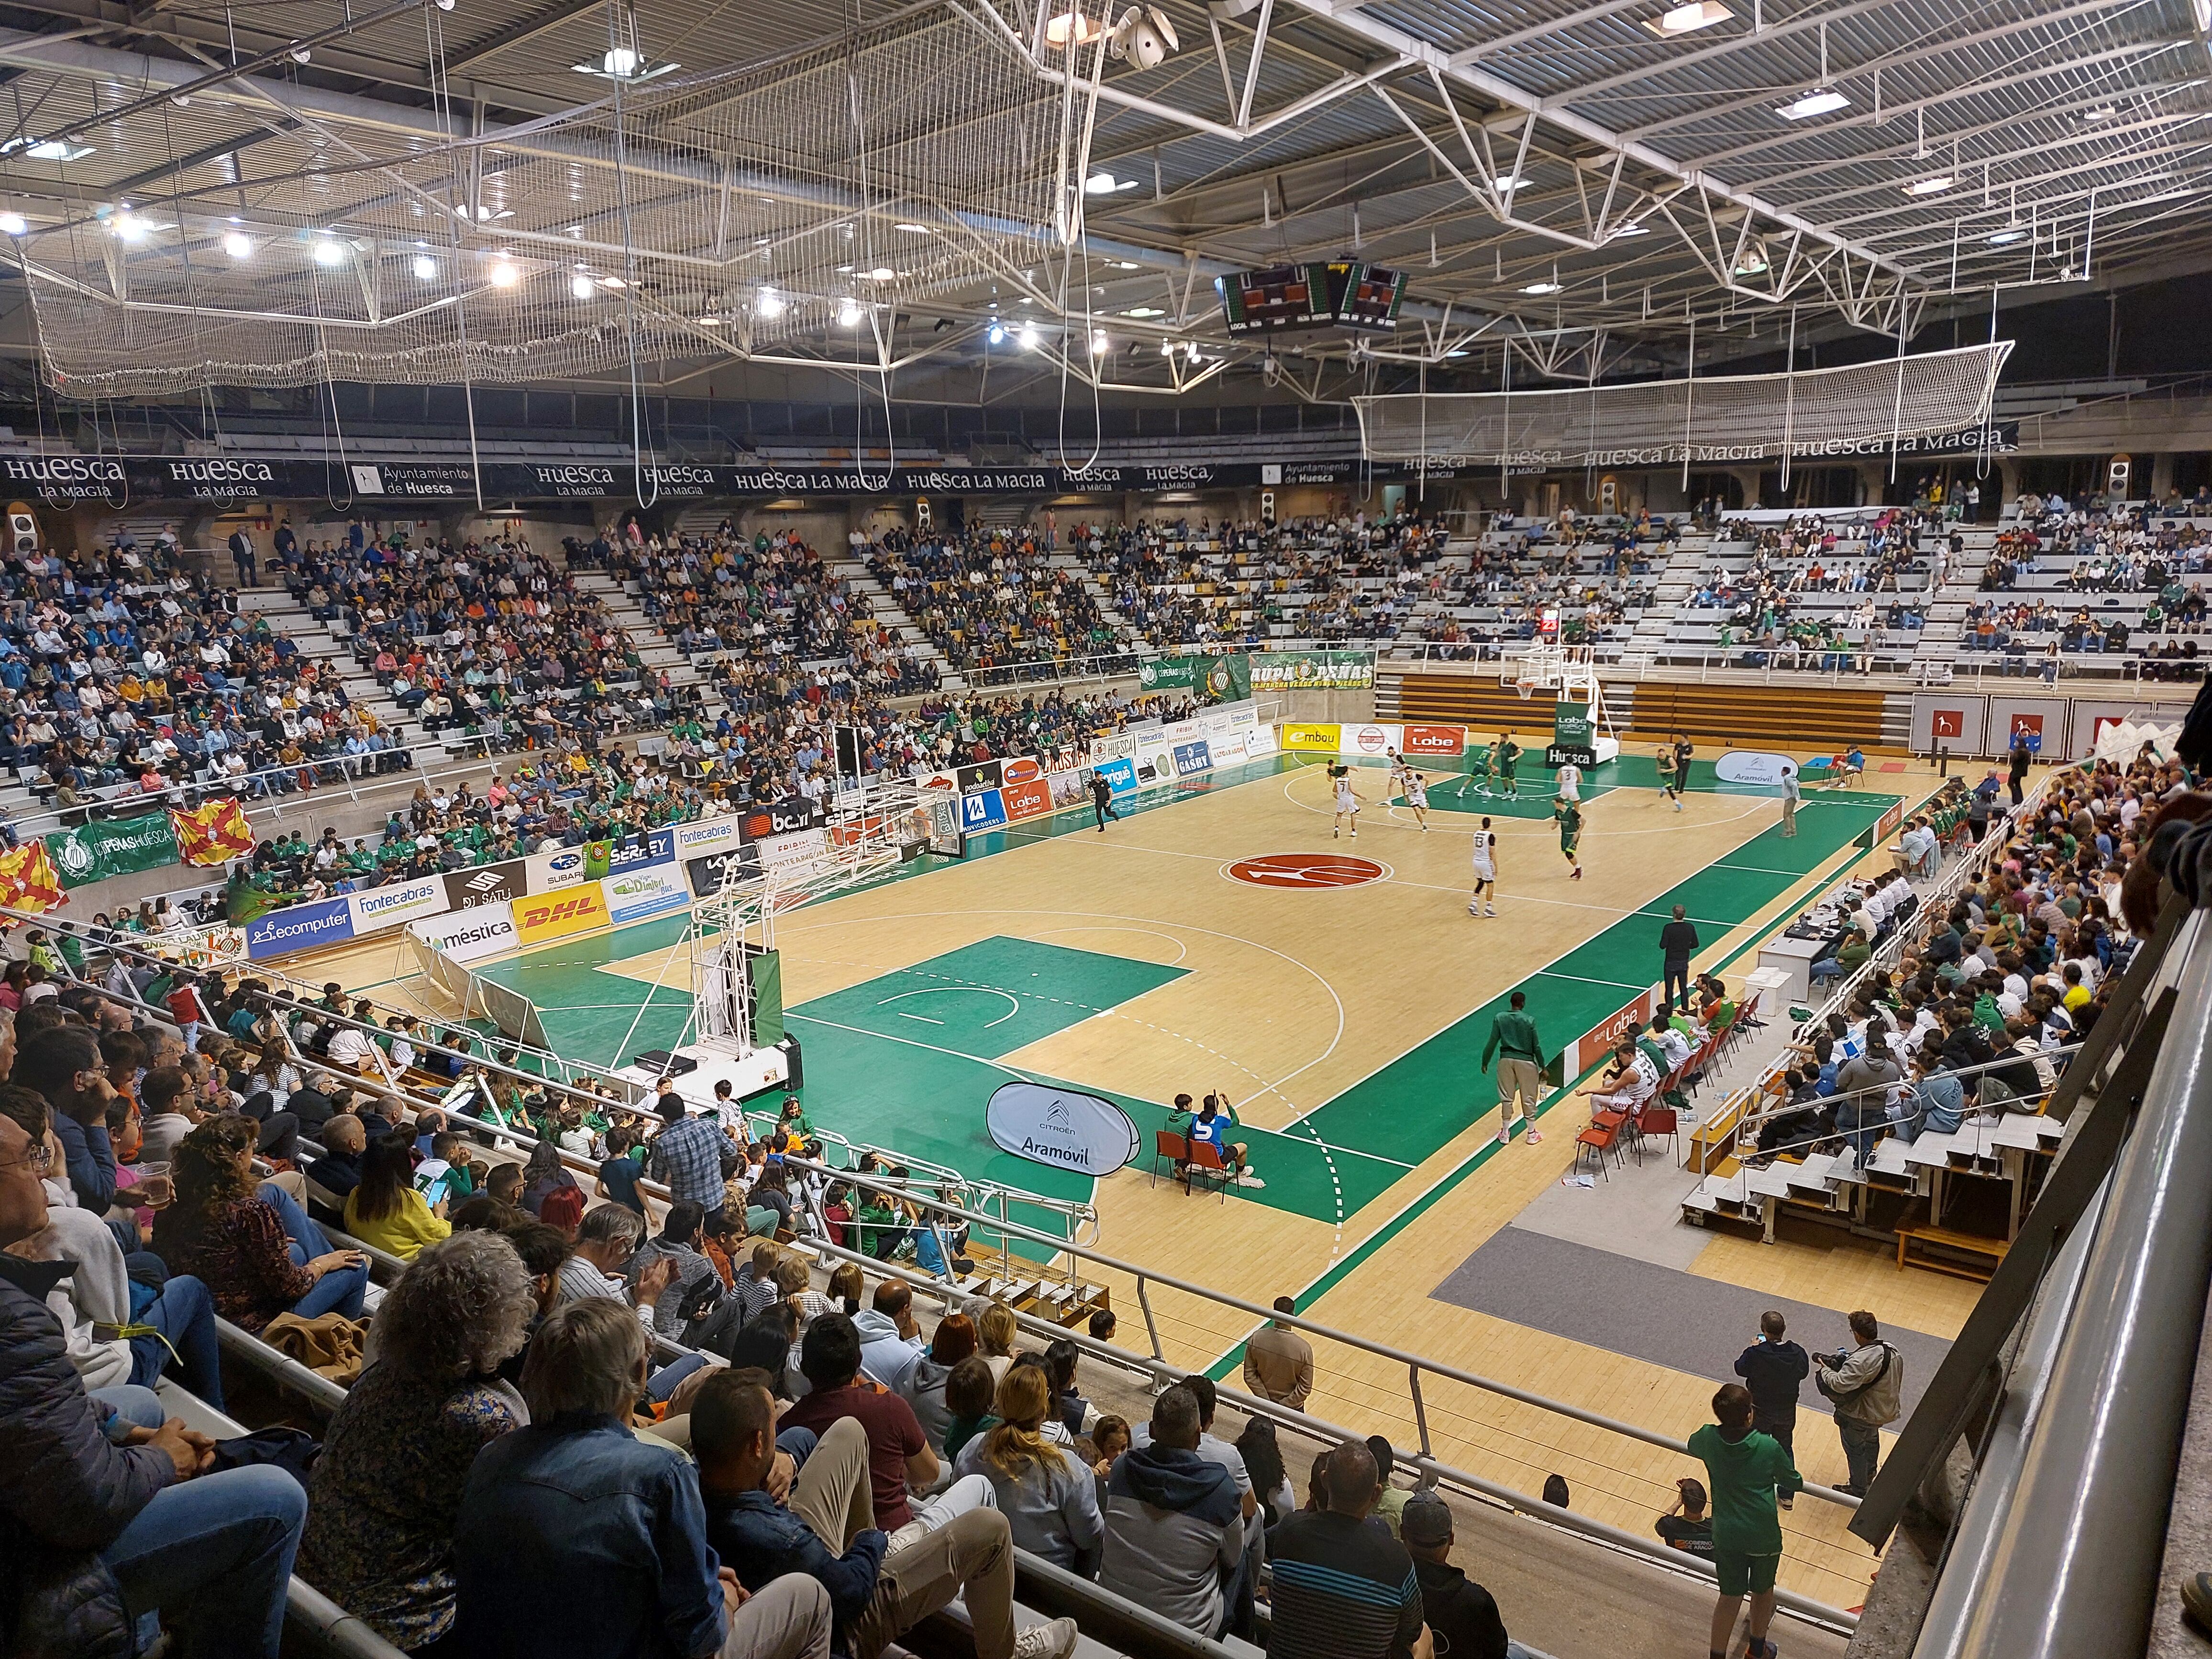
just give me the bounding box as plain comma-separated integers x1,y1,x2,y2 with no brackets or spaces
977,1299,1019,1384
953,1362,1104,1574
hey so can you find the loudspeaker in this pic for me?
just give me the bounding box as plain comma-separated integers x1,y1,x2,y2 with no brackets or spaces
632,1049,697,1077
776,1033,803,1091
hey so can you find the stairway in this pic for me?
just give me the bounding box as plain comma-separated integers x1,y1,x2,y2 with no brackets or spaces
564,569,709,699
829,556,964,692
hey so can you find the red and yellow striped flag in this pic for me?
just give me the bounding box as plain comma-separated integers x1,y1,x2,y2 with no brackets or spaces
169,797,255,866
0,841,64,913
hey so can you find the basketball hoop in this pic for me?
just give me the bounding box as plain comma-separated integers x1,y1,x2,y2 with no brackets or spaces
1513,675,1541,700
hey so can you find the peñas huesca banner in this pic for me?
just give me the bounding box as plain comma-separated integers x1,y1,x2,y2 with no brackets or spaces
1245,650,1376,692
1136,653,1252,703
46,811,181,887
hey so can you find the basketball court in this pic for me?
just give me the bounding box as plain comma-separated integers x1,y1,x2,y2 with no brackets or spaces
308,732,1951,1609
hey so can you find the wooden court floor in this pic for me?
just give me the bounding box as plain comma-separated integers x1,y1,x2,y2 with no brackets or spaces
318,748,1963,1611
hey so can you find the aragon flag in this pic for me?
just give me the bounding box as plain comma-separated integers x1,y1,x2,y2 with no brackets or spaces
170,797,255,866
0,841,65,914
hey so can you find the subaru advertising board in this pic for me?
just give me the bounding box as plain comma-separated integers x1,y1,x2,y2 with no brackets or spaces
247,897,355,960
526,846,586,892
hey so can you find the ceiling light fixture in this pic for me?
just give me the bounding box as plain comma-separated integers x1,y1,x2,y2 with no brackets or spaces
18,140,92,162
312,238,347,265
1987,227,2025,245
1044,10,1102,46
987,322,1006,345
698,315,722,326
411,254,437,279
488,259,520,288
599,275,627,290
837,296,863,327
757,287,785,319
1083,171,1138,195
1734,246,1770,275
221,231,252,258
1644,1,1731,35
893,222,930,234
1184,340,1201,363
0,213,25,236
1520,278,1562,294
1018,323,1040,349
1904,175,1954,196
865,265,895,281
2081,104,2118,123
1776,88,1849,120
1124,305,1164,318
112,212,149,242
1090,330,1109,355
570,274,596,299
1608,221,1650,238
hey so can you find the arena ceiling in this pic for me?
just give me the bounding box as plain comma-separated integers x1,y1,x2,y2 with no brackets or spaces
0,0,2204,400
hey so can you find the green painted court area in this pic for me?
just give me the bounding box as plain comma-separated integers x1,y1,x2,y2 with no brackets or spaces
1290,792,1898,1170
461,750,1904,1233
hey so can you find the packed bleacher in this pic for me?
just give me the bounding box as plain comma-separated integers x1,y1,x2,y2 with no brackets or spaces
862,529,1119,674
0,532,401,815
1064,514,1452,653
0,941,1573,1659
1685,738,2171,1231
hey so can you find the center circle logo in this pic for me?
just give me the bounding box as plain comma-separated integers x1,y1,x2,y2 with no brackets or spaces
1224,852,1388,889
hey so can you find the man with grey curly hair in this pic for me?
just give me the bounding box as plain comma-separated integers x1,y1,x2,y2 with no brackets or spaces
299,1229,537,1651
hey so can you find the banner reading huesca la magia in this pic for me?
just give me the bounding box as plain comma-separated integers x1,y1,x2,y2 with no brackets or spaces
0,455,1447,508
47,812,180,887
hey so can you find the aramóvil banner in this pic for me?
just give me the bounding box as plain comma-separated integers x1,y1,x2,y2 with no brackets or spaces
46,813,180,888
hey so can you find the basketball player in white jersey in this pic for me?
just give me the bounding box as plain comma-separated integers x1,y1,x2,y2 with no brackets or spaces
1468,815,1498,916
1384,747,1411,806
1402,766,1432,831
1554,758,1583,802
1330,764,1363,839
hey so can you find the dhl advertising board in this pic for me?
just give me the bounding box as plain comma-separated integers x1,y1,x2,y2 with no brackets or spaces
513,882,610,946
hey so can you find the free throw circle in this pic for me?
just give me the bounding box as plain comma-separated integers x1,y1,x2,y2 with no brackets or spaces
1224,852,1389,889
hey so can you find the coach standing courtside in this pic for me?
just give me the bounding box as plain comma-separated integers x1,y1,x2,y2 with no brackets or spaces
1479,991,1545,1146
1659,906,1700,1015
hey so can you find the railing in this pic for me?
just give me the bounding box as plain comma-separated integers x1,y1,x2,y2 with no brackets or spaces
783,1161,1862,1633
1684,776,2048,1174
955,647,1146,691
1888,899,2212,1659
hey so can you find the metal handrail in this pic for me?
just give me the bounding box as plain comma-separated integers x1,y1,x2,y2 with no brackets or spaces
780,1163,1859,1633
1690,773,2055,1167
779,1157,1858,1506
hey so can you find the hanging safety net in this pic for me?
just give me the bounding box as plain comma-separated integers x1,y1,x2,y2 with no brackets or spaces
23,9,1059,396
1353,342,2014,469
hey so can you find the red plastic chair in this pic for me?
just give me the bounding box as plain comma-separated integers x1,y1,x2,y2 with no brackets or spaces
1574,1120,1619,1181
1184,1140,1233,1201
1635,1104,1680,1162
1151,1130,1188,1188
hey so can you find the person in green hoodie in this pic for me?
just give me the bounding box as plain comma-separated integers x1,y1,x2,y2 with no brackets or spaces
1688,1382,1801,1659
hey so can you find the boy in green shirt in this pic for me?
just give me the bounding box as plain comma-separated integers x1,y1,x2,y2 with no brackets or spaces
1689,1383,1800,1659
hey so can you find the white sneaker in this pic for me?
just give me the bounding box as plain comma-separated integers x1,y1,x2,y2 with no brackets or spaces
1234,1170,1267,1188
1012,1617,1080,1659
1526,1128,1543,1144
1496,1126,1511,1145
1484,905,1497,917
1468,904,1481,916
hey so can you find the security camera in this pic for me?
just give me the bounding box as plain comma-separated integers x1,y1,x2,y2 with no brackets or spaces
1109,5,1180,68
1261,353,1279,386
